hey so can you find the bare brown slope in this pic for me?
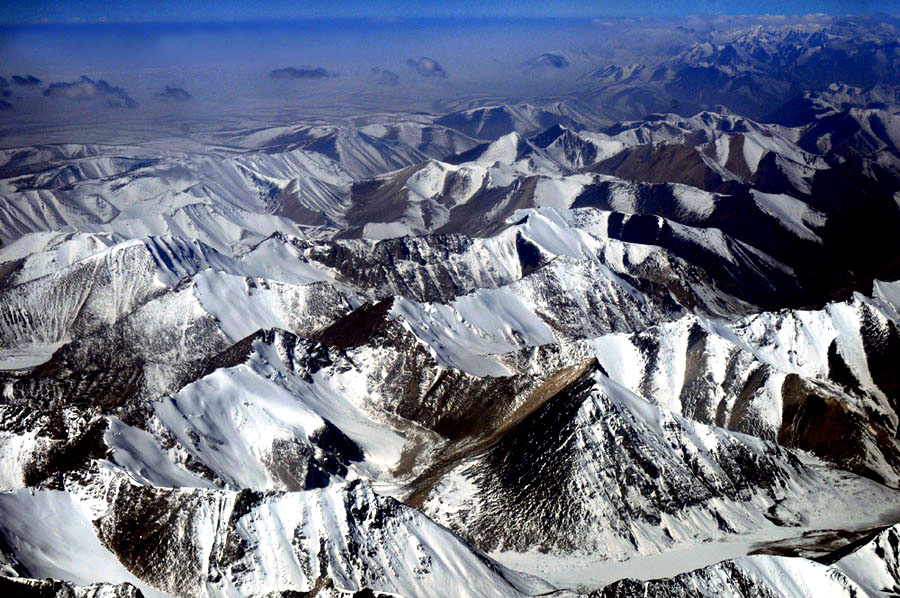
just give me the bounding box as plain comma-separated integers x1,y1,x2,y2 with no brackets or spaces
589,143,740,194
405,358,599,507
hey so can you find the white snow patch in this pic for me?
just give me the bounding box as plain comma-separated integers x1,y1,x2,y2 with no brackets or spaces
0,489,168,597
751,190,824,243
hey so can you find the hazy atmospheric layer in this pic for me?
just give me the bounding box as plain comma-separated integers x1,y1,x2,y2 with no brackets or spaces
0,13,878,144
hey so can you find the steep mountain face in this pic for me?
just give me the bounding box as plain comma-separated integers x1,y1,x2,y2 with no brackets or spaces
91,477,546,598
4,25,900,595
490,282,900,490
0,480,548,598
419,363,899,566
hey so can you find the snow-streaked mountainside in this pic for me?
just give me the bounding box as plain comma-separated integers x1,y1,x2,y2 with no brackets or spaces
4,21,900,595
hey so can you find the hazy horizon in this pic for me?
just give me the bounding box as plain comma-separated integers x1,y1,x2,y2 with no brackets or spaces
4,12,896,145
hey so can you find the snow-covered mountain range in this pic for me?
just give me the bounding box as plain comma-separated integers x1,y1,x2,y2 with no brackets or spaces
3,19,900,598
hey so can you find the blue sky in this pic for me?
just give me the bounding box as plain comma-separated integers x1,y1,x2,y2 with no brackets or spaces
0,0,894,24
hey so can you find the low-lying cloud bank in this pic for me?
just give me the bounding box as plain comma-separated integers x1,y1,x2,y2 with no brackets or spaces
406,57,446,78
43,76,137,108
371,68,399,86
269,67,334,80
527,53,570,69
157,85,192,101
12,75,42,86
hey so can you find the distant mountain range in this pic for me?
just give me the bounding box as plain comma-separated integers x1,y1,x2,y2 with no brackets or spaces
575,22,900,121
